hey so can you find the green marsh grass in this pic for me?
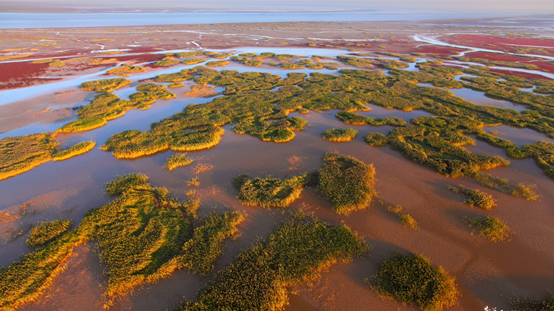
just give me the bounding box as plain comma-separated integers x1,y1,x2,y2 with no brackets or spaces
106,65,146,76
80,78,131,92
181,58,206,65
52,141,96,161
364,133,388,146
233,174,308,208
371,254,459,311
0,133,57,181
26,219,72,247
468,216,510,242
322,128,358,142
154,57,180,67
318,152,376,215
449,185,497,210
206,60,229,67
386,205,418,229
168,82,184,88
176,215,369,311
512,295,554,311
164,154,193,171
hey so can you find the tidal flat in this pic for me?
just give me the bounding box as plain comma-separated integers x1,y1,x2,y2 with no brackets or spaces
1,16,554,311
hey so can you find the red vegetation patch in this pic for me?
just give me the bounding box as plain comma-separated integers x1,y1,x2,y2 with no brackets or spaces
448,35,554,48
489,69,552,81
412,45,466,57
442,35,554,56
465,52,534,62
0,61,51,90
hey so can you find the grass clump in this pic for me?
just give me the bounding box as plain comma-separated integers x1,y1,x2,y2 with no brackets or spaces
155,68,196,82
154,56,180,67
26,219,72,247
181,58,206,65
322,128,358,142
0,133,57,181
233,174,308,208
106,64,146,76
449,185,497,210
386,205,418,229
512,295,554,311
370,253,459,311
468,216,510,242
318,152,376,215
80,78,131,92
206,60,229,67
365,133,388,146
52,141,96,161
168,82,184,88
176,215,369,311
336,111,407,127
164,154,193,171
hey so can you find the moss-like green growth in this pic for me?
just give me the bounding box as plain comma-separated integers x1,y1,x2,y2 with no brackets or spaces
175,51,204,58
176,215,369,311
449,185,497,210
371,254,459,311
233,174,308,208
0,133,57,181
164,153,193,171
0,174,245,310
155,68,196,82
231,56,263,67
154,56,180,67
364,133,388,146
181,58,206,65
52,141,96,161
468,216,510,242
106,64,146,76
512,295,554,311
281,62,305,69
386,205,418,229
80,78,131,92
26,219,72,247
318,152,376,215
168,82,184,88
58,84,175,133
206,60,229,67
322,128,358,142
336,111,407,127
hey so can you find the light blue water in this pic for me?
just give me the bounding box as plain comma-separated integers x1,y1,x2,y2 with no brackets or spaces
0,11,514,29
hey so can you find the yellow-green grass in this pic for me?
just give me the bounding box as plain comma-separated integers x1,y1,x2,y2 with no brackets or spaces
0,174,244,309
512,295,554,311
318,152,376,215
106,64,146,76
365,133,388,146
164,154,193,171
468,216,510,242
175,51,204,58
52,141,96,161
181,58,206,65
155,68,196,82
336,111,407,127
370,254,459,311
0,133,57,181
449,185,497,210
26,219,72,247
58,85,175,133
206,60,229,67
154,57,180,67
386,205,418,229
281,62,305,69
176,214,369,311
322,128,358,142
168,82,184,88
80,78,131,92
233,174,308,208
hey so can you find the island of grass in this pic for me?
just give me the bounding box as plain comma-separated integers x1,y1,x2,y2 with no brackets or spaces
232,174,308,208
176,214,369,310
26,219,72,247
106,64,146,76
318,152,376,215
449,185,497,210
80,78,131,92
386,205,418,229
164,153,193,171
58,84,175,133
0,174,244,309
184,84,219,97
154,56,180,67
168,82,184,88
365,133,388,146
206,60,229,67
0,134,96,181
322,128,358,142
468,216,510,242
370,253,459,311
182,58,206,65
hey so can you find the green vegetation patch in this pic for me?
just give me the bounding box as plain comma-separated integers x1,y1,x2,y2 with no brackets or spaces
336,111,407,127
365,133,388,146
449,185,497,210
58,84,175,133
80,78,131,92
206,60,229,67
168,82,184,88
176,215,369,311
322,128,358,142
154,57,180,67
106,64,146,76
181,58,206,65
0,133,57,181
318,152,376,215
233,174,308,208
52,141,96,161
155,68,196,82
468,216,510,242
164,153,193,171
371,253,459,311
386,205,418,229
26,219,72,247
512,295,554,311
